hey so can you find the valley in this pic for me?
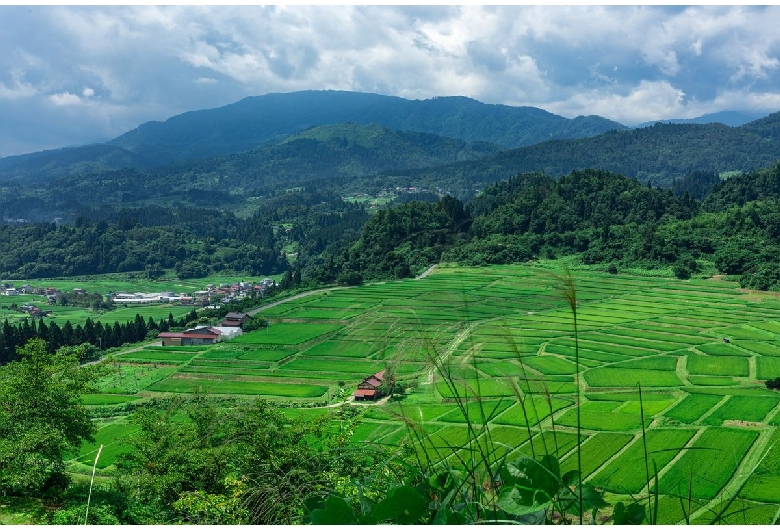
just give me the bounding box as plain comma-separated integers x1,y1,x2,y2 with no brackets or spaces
54,263,780,524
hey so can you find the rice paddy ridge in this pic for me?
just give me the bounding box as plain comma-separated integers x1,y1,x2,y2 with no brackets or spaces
686,427,773,524
77,264,780,518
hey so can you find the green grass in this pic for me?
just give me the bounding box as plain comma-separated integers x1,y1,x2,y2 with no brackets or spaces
301,340,377,358
688,375,740,386
556,402,652,431
520,356,578,375
73,422,139,468
115,350,200,363
656,428,759,500
687,355,749,376
741,429,780,503
231,323,342,345
756,356,780,380
560,432,634,479
97,364,179,393
492,396,572,427
697,342,753,357
591,429,697,494
147,377,328,397
583,367,682,388
701,395,780,425
81,393,142,405
664,394,724,423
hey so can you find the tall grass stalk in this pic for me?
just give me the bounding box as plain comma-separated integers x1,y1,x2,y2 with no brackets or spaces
84,444,103,525
553,267,583,524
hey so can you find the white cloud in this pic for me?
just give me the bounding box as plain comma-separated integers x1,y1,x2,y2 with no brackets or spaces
691,38,703,57
0,69,38,100
3,5,780,156
48,91,82,106
547,80,688,125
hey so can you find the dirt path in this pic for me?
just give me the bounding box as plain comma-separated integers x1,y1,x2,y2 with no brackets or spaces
416,264,438,280
82,340,162,365
423,321,479,385
248,286,346,316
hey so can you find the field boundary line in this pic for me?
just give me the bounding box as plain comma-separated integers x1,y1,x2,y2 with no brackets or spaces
686,426,771,524
249,286,346,315
424,321,478,385
695,395,730,425
581,431,642,484
749,354,757,381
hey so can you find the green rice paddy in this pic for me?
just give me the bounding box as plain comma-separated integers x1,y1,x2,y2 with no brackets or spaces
75,263,780,516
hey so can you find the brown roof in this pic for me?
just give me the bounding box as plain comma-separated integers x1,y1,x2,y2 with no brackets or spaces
182,327,219,336
158,332,217,340
353,389,376,398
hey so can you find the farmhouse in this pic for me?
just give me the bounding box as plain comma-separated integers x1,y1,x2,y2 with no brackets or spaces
158,324,245,346
222,312,252,328
159,326,221,346
354,370,386,401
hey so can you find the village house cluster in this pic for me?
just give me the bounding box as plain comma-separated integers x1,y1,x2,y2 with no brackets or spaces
1,278,277,318
112,278,275,306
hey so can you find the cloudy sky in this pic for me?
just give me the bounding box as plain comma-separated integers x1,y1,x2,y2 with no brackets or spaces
3,4,780,157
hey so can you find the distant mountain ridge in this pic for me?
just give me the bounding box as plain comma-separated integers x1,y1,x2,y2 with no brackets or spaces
106,90,627,163
634,110,767,128
386,112,780,194
0,90,626,183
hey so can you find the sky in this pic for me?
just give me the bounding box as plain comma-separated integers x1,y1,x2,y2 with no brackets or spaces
2,4,780,157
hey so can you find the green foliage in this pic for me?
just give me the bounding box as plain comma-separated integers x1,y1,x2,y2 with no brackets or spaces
0,338,102,494
112,397,379,524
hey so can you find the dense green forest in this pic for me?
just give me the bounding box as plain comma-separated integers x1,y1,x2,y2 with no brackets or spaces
6,160,780,295
293,162,780,292
5,114,780,223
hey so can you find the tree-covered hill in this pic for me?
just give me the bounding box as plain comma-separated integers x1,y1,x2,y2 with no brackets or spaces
0,144,153,184
107,90,626,164
0,123,504,220
385,115,780,195
0,91,626,185
169,122,506,191
314,165,780,290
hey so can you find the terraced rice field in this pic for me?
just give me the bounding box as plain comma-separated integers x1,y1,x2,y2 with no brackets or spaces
81,263,780,521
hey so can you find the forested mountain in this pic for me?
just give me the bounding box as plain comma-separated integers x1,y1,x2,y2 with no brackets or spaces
9,112,780,222
107,90,625,163
634,110,766,128
311,163,780,291
387,114,780,194
0,91,624,184
0,144,152,184
0,123,502,221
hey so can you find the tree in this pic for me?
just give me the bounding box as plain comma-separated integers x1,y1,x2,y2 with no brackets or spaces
0,338,102,494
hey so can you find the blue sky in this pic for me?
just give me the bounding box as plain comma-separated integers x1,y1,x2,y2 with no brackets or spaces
2,5,780,157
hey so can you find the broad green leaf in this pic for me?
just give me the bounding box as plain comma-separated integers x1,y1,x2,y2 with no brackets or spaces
371,485,428,524
309,495,356,525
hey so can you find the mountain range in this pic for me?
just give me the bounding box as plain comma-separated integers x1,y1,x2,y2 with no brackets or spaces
1,90,779,221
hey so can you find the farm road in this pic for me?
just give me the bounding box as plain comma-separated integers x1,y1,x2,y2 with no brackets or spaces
248,286,346,316
416,264,438,279
249,264,438,316
423,322,479,385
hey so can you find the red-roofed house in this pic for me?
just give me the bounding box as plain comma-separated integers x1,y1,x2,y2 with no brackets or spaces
159,327,221,346
354,370,386,401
